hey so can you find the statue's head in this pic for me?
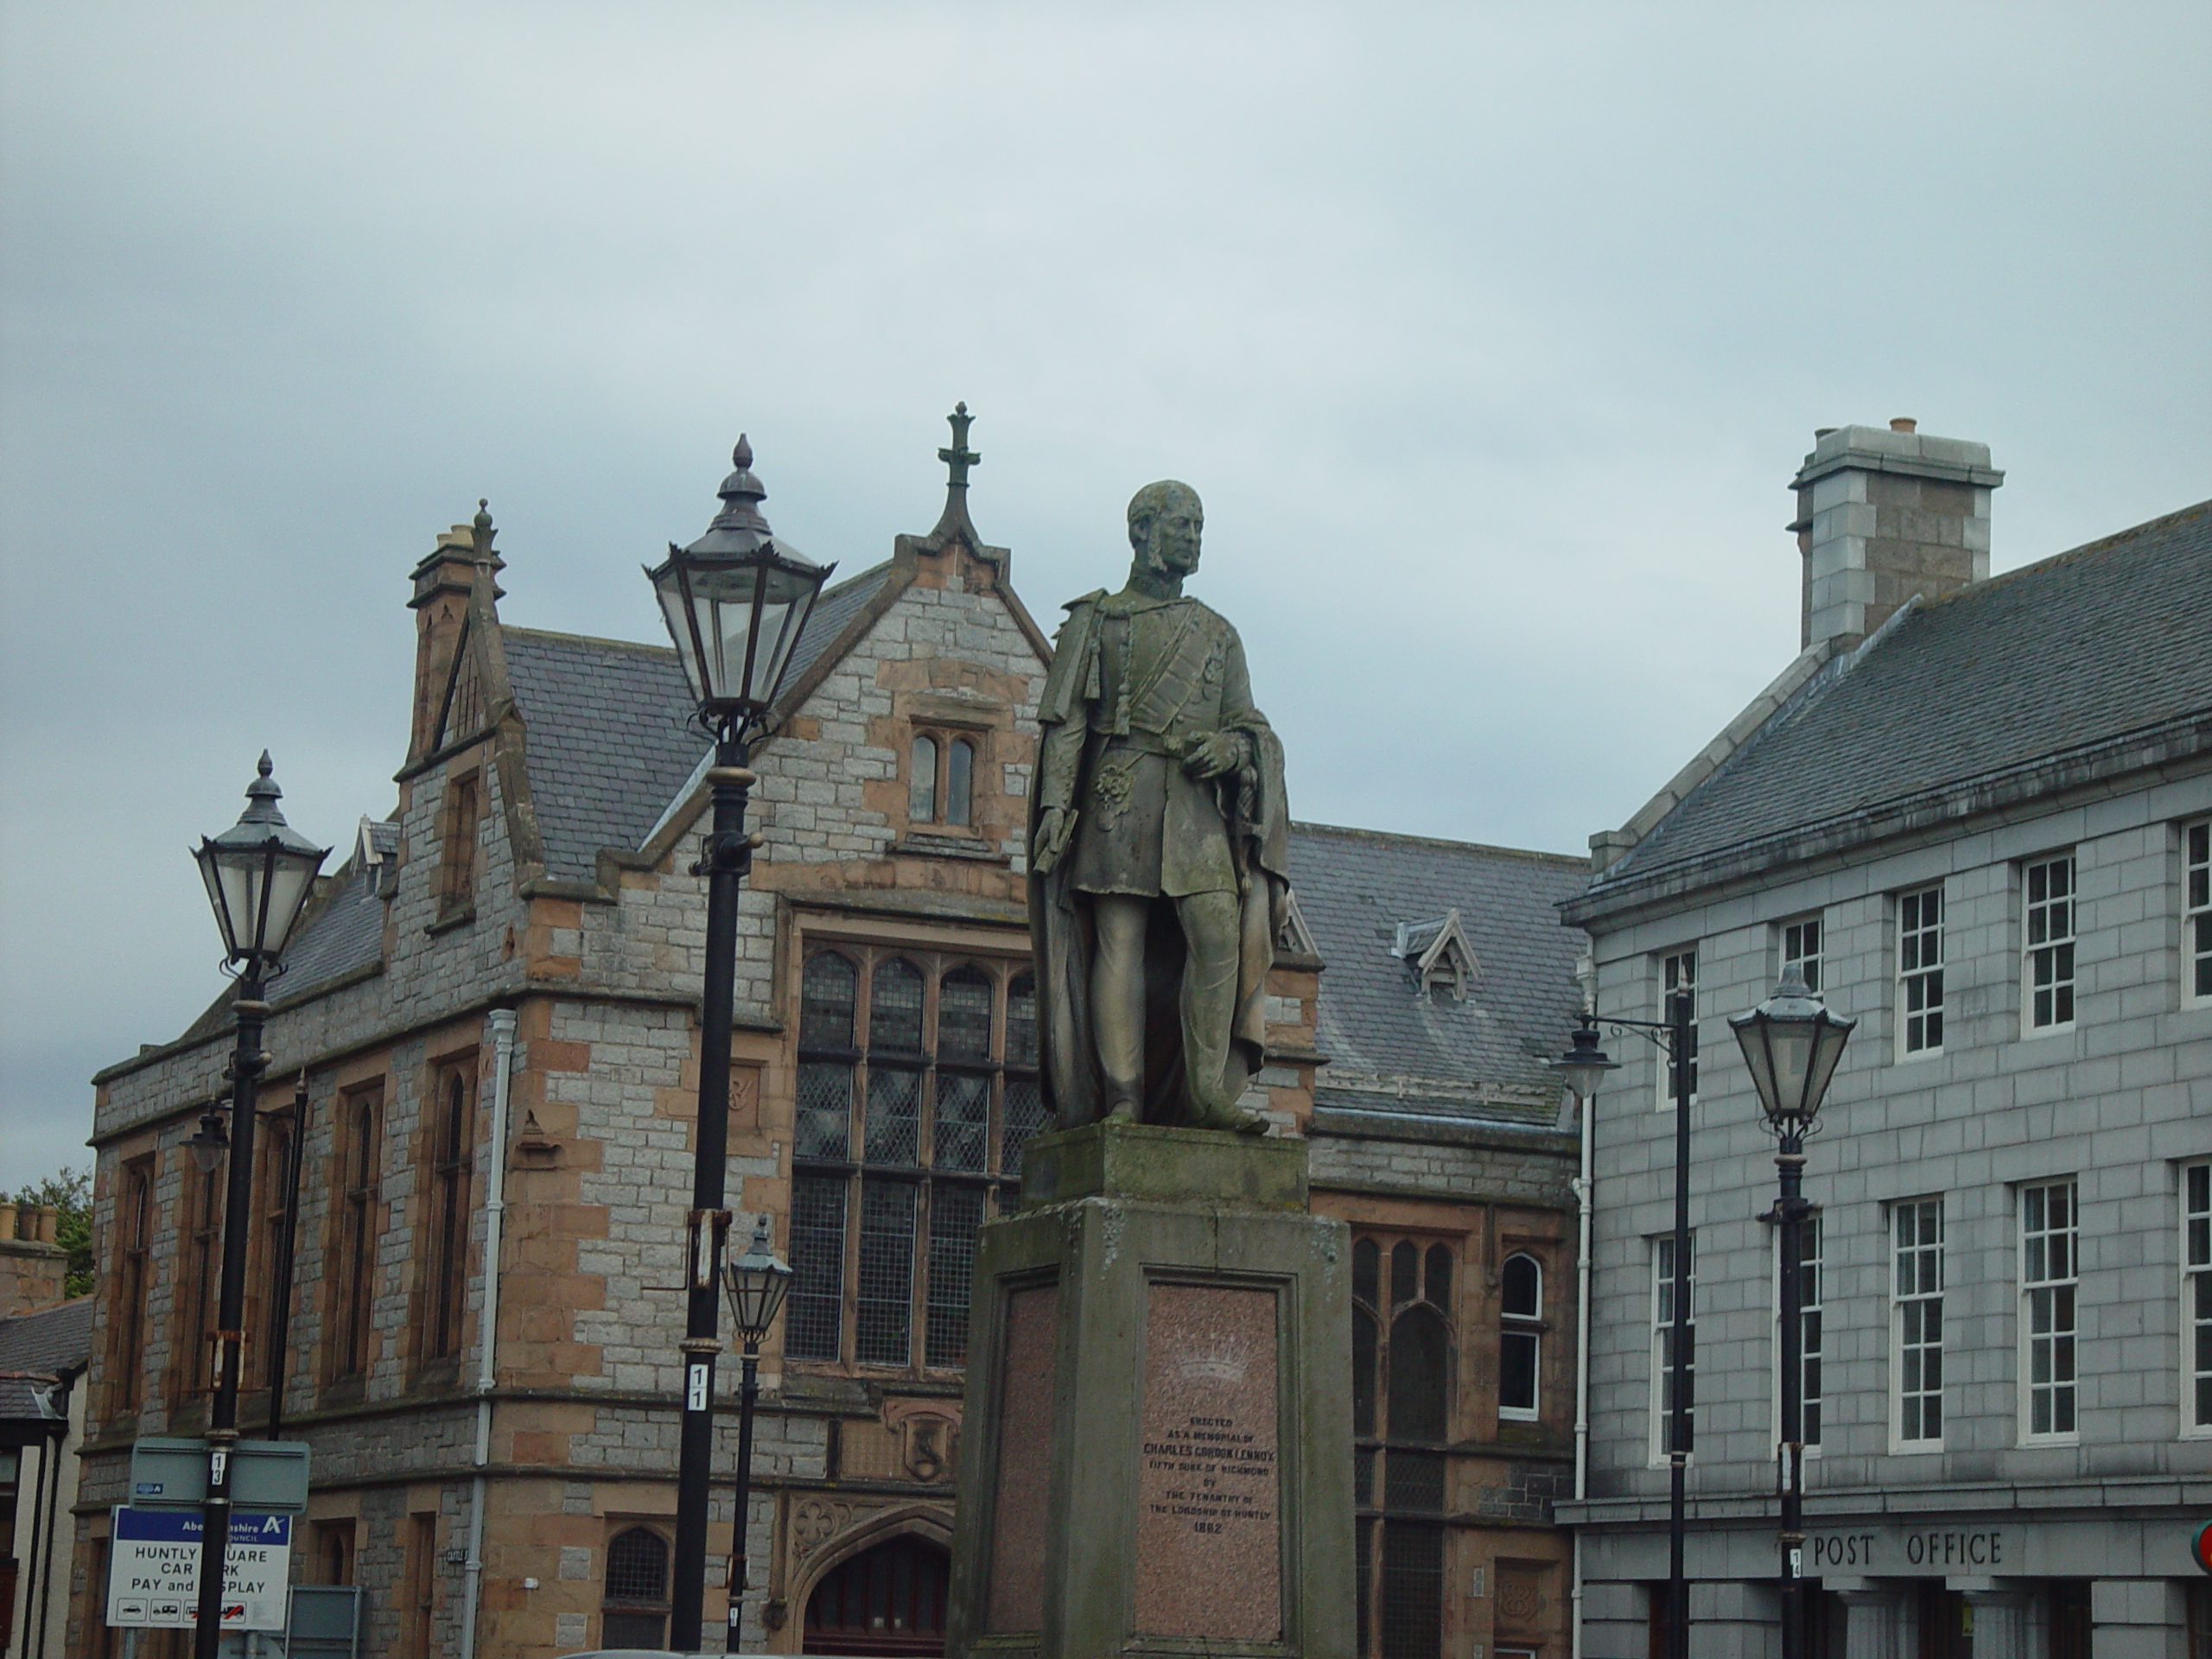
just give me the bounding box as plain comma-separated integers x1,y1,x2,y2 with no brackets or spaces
1126,480,1204,580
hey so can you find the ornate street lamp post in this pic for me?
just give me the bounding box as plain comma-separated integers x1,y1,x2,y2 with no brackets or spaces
1731,969,1854,1659
188,753,327,1659
721,1217,793,1649
645,437,831,1651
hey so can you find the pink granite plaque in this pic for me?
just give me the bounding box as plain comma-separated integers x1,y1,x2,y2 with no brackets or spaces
985,1283,1058,1632
1133,1282,1281,1639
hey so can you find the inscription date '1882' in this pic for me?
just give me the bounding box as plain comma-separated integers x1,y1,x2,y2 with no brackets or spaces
1133,1283,1282,1640
1143,1414,1277,1533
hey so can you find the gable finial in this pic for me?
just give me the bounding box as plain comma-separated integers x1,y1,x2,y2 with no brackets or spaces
930,402,983,543
940,402,980,492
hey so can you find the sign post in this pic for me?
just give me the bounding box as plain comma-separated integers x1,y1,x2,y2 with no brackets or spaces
106,1510,292,1633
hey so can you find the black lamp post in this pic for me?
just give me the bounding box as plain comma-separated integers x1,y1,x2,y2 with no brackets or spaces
188,753,327,1659
1549,994,1692,1659
721,1217,793,1649
1730,968,1854,1659
645,437,831,1652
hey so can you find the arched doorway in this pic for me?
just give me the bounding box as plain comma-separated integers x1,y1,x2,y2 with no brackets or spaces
802,1534,949,1656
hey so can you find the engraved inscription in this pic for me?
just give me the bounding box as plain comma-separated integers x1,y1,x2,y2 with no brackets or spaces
1134,1282,1281,1639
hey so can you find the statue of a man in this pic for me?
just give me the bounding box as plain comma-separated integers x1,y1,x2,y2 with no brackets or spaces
1028,480,1292,1134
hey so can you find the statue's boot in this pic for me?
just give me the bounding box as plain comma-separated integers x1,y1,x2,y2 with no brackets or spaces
1191,1099,1271,1135
1179,889,1267,1135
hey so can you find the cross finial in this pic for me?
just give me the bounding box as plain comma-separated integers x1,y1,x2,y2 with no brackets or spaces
938,402,980,493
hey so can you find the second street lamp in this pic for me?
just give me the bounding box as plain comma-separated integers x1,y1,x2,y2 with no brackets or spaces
1731,967,1855,1659
1549,994,1692,1659
721,1217,793,1649
646,437,832,1651
188,753,327,1659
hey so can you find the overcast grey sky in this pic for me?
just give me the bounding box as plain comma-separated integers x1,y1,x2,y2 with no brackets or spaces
3,2,2207,1185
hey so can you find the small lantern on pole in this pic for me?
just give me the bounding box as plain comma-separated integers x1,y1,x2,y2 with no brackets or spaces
1548,1018,1621,1100
724,1216,795,1348
721,1216,793,1645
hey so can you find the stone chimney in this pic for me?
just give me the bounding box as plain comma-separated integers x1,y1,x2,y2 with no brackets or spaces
0,1205,68,1314
1792,419,2003,650
407,502,502,765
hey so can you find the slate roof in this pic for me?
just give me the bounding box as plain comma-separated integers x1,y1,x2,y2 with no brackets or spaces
502,628,701,881
1608,500,2212,885
274,862,387,1002
1288,823,1589,1122
783,561,893,692
501,563,894,882
0,1295,92,1426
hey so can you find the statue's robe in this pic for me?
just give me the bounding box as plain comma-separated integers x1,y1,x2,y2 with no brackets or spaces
1028,587,1292,1128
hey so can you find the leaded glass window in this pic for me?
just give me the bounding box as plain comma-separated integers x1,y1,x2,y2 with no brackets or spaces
601,1526,670,1649
1351,1230,1458,1659
791,945,1043,1371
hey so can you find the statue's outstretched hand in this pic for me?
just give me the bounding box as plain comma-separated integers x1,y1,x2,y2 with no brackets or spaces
1181,731,1245,779
1033,805,1076,874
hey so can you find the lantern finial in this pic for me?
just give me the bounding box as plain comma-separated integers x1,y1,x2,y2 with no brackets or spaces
243,753,283,817
703,437,772,544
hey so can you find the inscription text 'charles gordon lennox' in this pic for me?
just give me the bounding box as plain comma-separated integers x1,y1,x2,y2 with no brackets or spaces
1134,1282,1281,1640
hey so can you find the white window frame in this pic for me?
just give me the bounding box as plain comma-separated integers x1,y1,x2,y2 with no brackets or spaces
1897,885,1945,1059
1656,948,1698,1111
1771,1212,1824,1458
1781,913,1823,993
1649,1233,1695,1466
2184,1161,2212,1438
2024,853,2078,1034
1891,1198,1945,1452
1498,1252,1542,1423
2019,1179,2080,1444
2184,819,2211,1008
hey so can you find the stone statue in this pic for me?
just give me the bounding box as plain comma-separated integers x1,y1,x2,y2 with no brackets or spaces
1028,480,1292,1134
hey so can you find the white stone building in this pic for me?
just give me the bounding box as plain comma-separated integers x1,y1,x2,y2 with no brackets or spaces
1559,425,2212,1656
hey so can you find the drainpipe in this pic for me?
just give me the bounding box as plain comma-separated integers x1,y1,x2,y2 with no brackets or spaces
1570,1056,1596,1658
460,1007,518,1659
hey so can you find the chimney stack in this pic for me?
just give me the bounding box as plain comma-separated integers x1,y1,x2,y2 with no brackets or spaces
407,504,503,765
1792,421,2002,650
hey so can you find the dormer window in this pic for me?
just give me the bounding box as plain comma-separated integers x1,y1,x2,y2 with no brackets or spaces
1277,888,1319,957
908,732,976,829
355,816,400,897
1391,908,1478,1001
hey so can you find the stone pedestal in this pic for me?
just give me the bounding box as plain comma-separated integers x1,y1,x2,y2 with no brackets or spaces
945,1120,1354,1659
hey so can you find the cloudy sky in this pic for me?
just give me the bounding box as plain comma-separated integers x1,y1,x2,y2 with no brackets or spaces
2,2,2206,1185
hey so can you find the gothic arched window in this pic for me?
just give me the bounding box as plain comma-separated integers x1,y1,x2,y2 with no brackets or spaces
601,1526,671,1649
1350,1232,1455,1659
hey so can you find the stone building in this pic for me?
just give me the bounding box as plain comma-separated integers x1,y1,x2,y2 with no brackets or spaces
73,423,1586,1657
1559,424,2212,1656
3,1207,88,1659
